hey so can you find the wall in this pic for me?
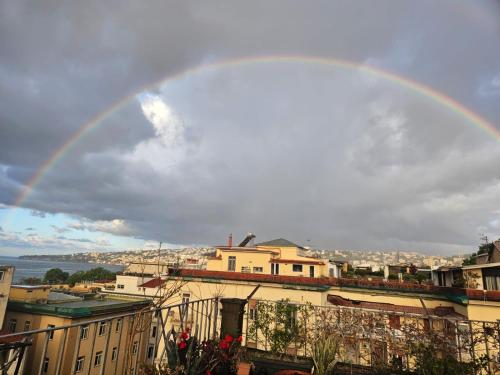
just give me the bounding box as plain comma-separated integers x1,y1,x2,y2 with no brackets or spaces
4,308,152,375
0,266,14,328
207,247,329,277
9,286,50,303
115,274,154,296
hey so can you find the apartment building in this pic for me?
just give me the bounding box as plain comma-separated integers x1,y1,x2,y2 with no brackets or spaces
0,265,15,328
432,240,500,293
3,285,151,375
206,237,338,278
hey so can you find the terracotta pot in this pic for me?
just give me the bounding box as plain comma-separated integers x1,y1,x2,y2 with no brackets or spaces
274,371,311,375
237,362,252,375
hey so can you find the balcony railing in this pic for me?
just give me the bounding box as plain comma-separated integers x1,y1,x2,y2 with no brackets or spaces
0,297,220,375
2,297,499,374
243,300,500,374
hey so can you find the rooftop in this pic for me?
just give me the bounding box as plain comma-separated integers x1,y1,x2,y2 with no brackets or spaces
255,238,301,247
173,268,500,303
462,261,500,270
11,285,49,289
7,294,150,318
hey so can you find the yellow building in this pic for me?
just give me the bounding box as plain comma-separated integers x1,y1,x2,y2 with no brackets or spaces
3,285,152,375
0,265,15,328
207,238,334,278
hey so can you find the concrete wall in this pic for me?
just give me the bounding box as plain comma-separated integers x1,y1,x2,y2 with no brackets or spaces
4,309,151,375
0,266,14,328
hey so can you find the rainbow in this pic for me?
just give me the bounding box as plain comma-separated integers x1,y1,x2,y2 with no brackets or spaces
13,55,500,208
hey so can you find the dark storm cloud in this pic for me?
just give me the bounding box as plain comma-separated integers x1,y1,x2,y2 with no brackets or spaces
1,0,500,253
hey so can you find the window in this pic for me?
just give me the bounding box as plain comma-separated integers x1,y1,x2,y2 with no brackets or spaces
253,267,263,273
80,325,89,340
482,268,500,290
271,263,279,275
115,318,122,332
8,319,17,333
48,324,55,340
292,264,303,272
309,266,315,278
24,321,31,332
75,356,85,372
182,293,190,305
117,284,125,289
151,326,157,338
94,351,103,367
241,266,251,273
228,256,236,271
42,358,49,374
147,344,155,360
132,341,138,355
98,321,107,336
111,347,118,361
0,271,4,281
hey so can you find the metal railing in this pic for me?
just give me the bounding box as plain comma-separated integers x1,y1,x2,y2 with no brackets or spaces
0,298,220,375
244,300,500,374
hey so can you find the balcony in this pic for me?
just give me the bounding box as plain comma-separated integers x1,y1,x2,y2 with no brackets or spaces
1,297,499,374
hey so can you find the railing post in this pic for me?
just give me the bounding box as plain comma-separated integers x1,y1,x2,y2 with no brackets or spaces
55,327,68,375
212,298,219,339
220,298,247,339
36,331,50,375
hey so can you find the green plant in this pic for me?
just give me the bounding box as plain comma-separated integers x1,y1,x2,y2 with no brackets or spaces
248,299,305,355
311,333,340,375
142,329,243,375
409,342,489,375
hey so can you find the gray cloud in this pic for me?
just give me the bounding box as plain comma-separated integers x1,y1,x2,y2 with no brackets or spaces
1,0,499,254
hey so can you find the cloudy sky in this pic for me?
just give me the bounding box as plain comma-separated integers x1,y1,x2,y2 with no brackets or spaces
1,1,500,256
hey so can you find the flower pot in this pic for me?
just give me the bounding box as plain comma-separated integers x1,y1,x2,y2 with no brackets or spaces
237,361,252,375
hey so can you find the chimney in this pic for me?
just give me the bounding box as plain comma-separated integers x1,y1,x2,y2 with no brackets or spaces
228,233,233,248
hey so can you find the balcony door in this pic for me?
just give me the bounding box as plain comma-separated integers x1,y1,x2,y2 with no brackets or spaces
271,263,279,275
309,266,315,278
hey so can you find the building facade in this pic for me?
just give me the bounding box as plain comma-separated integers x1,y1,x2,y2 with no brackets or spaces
206,238,333,278
3,286,151,375
0,265,15,329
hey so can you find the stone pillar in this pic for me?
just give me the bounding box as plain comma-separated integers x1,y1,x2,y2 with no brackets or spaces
220,298,247,338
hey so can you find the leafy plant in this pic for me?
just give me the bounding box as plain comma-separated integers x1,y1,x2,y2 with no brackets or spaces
248,299,307,355
311,333,340,375
410,343,489,375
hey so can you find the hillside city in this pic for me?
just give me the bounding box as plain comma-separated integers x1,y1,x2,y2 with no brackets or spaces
20,246,467,270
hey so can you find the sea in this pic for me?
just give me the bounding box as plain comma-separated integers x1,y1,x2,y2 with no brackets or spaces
0,256,123,283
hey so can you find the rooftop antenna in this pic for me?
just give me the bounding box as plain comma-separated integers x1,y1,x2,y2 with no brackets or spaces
157,242,162,276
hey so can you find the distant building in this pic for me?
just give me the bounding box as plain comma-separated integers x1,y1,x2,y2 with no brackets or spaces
2,285,150,375
431,266,463,287
206,236,331,278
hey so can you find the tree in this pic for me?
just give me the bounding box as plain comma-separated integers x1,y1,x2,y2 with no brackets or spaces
67,271,86,286
66,267,117,286
43,268,69,284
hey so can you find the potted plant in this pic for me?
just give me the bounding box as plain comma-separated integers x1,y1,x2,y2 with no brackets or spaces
311,333,340,375
142,328,245,375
